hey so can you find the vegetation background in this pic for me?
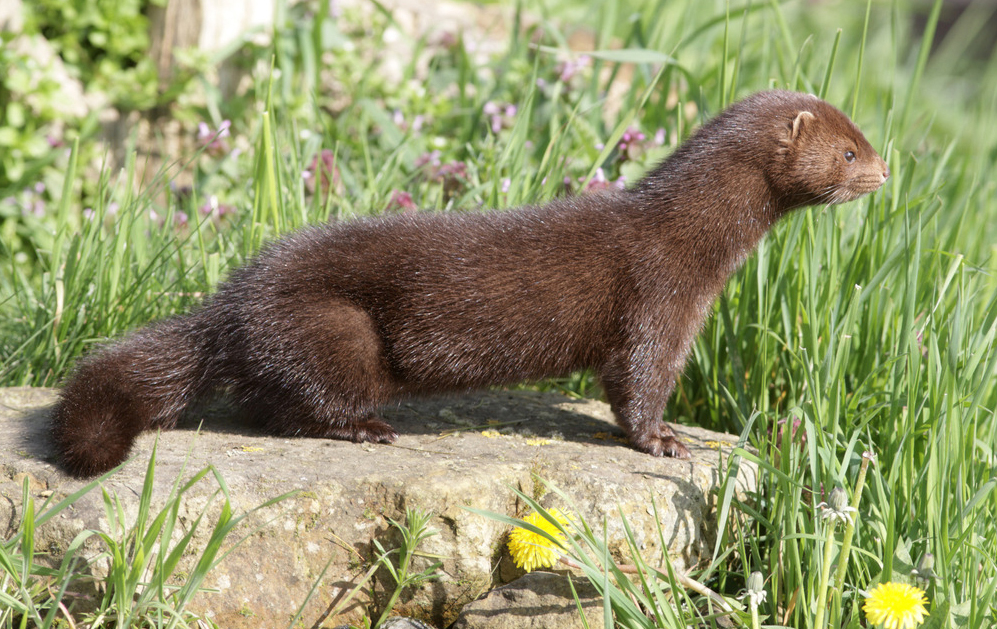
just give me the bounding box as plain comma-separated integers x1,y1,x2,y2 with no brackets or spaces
1,0,995,627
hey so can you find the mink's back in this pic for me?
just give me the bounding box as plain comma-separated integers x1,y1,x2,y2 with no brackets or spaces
205,193,657,392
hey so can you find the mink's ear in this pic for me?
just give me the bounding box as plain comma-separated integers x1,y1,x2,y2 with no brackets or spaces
790,110,816,142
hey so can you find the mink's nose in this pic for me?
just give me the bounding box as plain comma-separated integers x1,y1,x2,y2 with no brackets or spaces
879,157,890,182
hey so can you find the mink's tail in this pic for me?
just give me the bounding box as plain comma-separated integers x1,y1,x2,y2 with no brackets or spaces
51,314,216,478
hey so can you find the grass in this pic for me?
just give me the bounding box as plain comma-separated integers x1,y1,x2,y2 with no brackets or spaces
0,442,296,628
2,0,997,627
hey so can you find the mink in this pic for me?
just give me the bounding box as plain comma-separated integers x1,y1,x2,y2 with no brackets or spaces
51,90,889,477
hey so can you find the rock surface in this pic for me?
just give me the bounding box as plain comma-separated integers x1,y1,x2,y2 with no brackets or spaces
452,572,602,629
0,387,754,628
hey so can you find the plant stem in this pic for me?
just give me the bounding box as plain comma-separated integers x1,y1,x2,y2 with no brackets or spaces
831,452,874,620
558,556,735,613
813,521,838,629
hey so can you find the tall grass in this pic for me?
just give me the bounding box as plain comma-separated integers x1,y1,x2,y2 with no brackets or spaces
2,0,996,626
1,443,295,628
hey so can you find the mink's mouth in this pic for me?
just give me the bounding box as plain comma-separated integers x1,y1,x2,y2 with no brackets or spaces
853,172,889,193
810,174,887,206
832,171,889,203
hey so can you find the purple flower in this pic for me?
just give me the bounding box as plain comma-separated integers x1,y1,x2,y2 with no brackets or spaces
386,190,418,214
197,120,232,156
437,160,467,183
483,101,517,134
617,126,647,159
561,176,574,195
392,111,426,133
435,30,458,49
776,416,806,448
305,149,342,198
602,126,650,162
26,199,44,217
415,150,442,170
579,168,625,194
199,195,236,219
557,55,590,83
416,153,468,199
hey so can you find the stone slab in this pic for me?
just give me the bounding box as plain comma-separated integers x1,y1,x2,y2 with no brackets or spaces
0,387,754,628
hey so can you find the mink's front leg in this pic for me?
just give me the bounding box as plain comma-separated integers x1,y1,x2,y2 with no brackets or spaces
600,350,691,459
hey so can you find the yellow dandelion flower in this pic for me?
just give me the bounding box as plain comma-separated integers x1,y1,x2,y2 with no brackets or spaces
863,582,929,629
507,509,571,572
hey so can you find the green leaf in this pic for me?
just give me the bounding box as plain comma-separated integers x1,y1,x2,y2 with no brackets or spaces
921,598,950,629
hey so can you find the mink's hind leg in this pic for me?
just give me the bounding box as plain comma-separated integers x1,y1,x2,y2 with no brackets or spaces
229,300,399,445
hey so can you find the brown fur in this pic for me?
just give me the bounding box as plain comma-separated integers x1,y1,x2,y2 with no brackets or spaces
51,90,889,477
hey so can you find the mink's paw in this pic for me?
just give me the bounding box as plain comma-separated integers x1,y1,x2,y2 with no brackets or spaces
310,417,399,444
657,435,692,459
629,424,692,459
350,418,399,444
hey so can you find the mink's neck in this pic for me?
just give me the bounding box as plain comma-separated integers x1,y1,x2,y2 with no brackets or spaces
629,149,787,285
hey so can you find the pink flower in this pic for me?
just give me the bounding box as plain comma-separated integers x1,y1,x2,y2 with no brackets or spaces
386,190,418,214
415,150,442,170
415,151,468,199
197,120,232,156
617,126,648,161
483,101,517,134
557,55,590,83
576,168,626,194
776,416,806,447
199,196,236,219
304,149,342,198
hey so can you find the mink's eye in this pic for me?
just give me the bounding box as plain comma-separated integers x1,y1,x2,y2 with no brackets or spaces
844,150,856,163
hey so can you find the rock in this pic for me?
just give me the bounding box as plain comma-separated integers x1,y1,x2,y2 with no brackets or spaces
452,572,602,629
333,617,434,629
0,387,755,628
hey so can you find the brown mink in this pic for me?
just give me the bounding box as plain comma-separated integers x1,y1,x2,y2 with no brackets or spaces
51,90,889,477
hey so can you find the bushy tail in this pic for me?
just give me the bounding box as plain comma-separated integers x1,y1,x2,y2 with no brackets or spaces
51,315,215,477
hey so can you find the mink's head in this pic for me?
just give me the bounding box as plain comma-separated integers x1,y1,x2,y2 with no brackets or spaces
761,91,890,209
